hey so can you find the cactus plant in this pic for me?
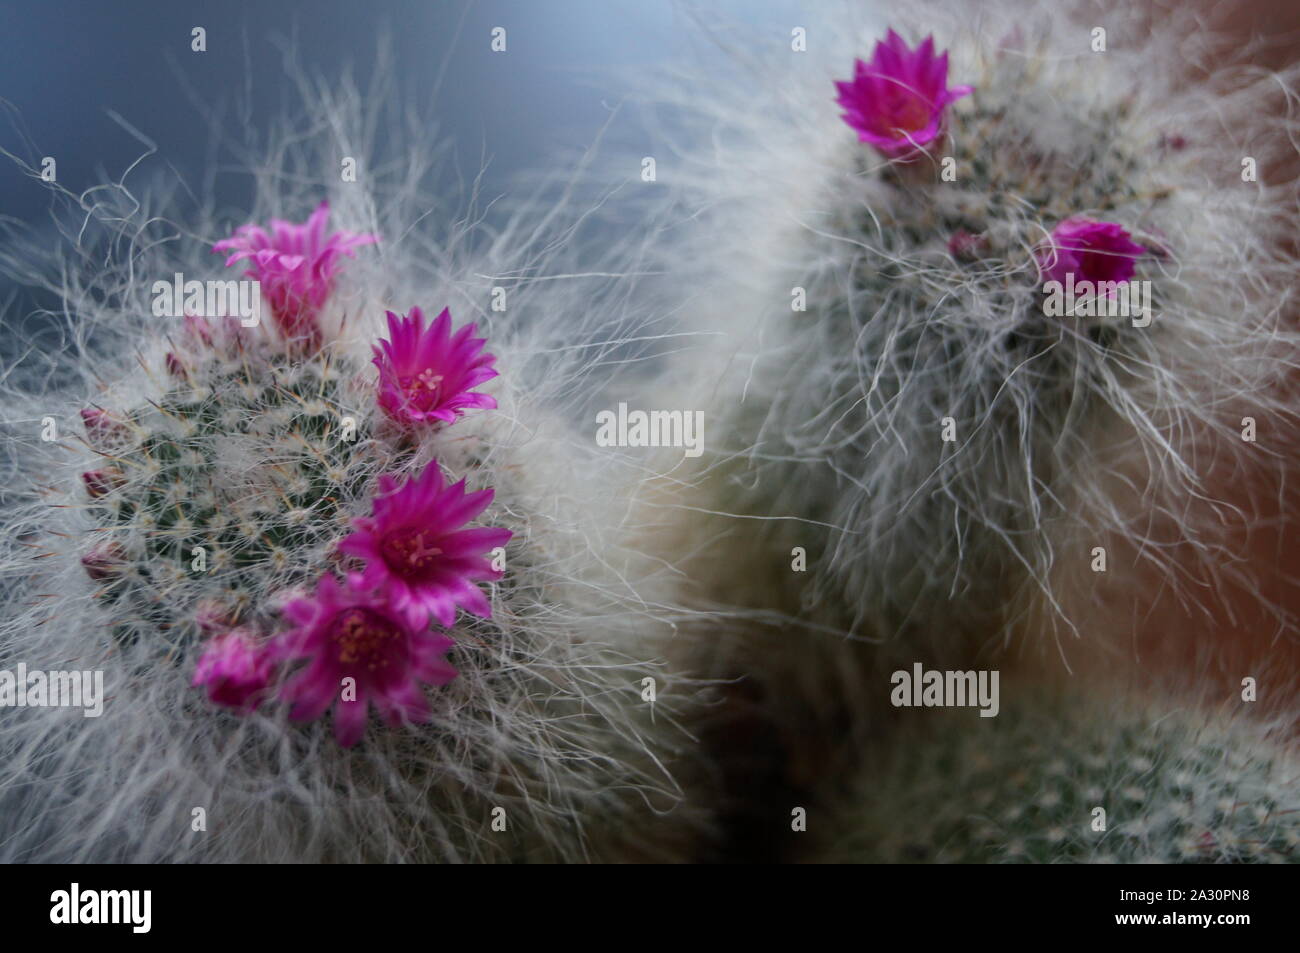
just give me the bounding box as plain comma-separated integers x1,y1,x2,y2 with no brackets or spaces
639,2,1300,763
813,682,1300,864
0,75,713,862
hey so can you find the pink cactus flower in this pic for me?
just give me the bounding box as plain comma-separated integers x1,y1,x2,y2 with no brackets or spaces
373,306,498,427
276,572,458,746
1037,217,1146,291
192,627,275,713
835,30,973,160
212,201,377,346
339,461,511,629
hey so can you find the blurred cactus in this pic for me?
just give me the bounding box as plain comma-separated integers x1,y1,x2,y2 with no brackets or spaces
643,2,1300,763
815,686,1299,864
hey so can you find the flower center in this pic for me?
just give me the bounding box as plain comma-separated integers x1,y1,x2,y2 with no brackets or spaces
381,528,445,575
888,91,931,135
331,608,401,671
398,368,444,410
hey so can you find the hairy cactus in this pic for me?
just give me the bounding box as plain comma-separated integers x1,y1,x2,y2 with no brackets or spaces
1,3,1295,868
77,312,373,659
641,2,1300,763
0,73,713,862
813,682,1300,864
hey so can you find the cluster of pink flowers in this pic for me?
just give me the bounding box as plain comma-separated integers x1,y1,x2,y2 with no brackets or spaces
836,30,1146,291
193,455,509,746
255,456,511,746
80,203,511,745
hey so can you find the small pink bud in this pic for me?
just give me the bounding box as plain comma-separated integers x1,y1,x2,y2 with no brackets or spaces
80,408,128,446
81,469,122,498
192,627,275,713
81,543,126,580
265,586,308,615
183,313,215,347
195,600,239,634
165,352,187,379
947,229,986,262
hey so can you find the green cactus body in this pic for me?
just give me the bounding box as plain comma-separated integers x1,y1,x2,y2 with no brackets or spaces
88,337,374,653
819,689,1299,864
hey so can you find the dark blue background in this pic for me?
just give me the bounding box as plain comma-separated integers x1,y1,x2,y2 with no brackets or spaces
0,0,803,359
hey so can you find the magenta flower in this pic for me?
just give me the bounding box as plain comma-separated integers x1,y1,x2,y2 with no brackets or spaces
276,573,458,746
1037,217,1146,291
339,461,511,629
835,30,972,160
212,201,377,345
373,306,498,427
192,627,275,713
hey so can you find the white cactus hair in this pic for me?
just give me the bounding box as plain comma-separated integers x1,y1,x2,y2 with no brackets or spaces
0,49,714,862
634,0,1300,752
1,2,1296,866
